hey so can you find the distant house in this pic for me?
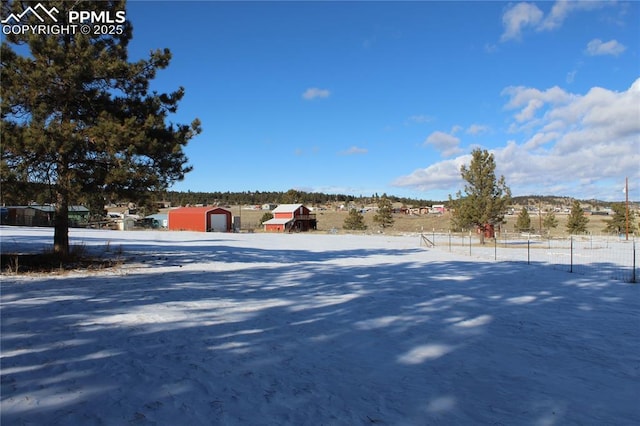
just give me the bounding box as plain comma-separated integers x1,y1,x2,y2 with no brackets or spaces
430,205,446,214
168,206,232,232
263,204,317,232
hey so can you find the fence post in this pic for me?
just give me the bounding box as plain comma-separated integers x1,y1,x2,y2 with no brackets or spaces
469,234,472,256
633,240,637,284
527,238,530,265
449,232,451,252
570,236,573,273
494,236,497,261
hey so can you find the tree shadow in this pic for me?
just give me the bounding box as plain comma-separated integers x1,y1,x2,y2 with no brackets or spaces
1,234,638,425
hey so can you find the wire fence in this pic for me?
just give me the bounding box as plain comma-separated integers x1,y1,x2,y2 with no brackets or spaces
420,232,638,283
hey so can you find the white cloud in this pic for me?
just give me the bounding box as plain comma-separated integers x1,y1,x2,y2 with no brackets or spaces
540,0,610,31
522,131,560,150
424,131,463,158
392,155,471,193
585,39,626,56
500,1,616,42
302,88,330,100
466,124,490,135
340,146,368,156
395,79,640,200
501,85,573,125
500,2,544,42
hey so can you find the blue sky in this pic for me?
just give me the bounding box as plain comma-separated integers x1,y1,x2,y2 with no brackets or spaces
125,1,639,201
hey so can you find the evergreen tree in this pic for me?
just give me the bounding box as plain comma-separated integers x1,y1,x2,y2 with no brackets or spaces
604,203,637,234
516,207,531,232
449,149,511,243
542,211,559,235
343,209,367,230
281,189,303,204
260,212,274,224
1,0,201,255
373,194,394,229
566,200,589,234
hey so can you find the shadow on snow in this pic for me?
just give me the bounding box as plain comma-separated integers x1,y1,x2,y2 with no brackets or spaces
1,236,639,425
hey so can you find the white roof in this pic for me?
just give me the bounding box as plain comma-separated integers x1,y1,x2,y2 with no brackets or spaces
272,204,304,213
263,218,293,225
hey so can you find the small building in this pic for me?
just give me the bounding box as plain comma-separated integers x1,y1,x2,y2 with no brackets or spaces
68,206,90,226
168,206,232,232
119,216,136,231
144,213,168,228
4,205,53,226
3,205,88,227
263,204,317,232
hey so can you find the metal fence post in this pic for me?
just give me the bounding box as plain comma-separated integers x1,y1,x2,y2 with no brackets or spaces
570,236,573,273
633,240,637,284
527,238,530,265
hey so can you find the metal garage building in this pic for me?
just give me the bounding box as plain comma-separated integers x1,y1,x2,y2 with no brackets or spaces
168,206,232,232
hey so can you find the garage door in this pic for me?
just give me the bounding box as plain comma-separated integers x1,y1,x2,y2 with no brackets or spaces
209,213,227,232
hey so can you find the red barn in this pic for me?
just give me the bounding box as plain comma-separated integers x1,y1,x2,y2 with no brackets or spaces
263,204,317,232
168,206,232,232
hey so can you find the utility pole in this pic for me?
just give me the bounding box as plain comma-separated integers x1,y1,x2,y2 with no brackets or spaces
625,177,629,241
539,199,543,234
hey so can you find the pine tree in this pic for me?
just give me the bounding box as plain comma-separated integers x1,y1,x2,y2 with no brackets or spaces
542,211,559,235
260,212,274,224
343,209,367,230
449,149,511,243
1,1,201,255
516,207,531,232
373,194,394,229
281,189,303,204
604,203,637,234
566,200,589,234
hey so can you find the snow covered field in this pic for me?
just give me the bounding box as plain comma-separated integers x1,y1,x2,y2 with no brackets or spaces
1,226,638,425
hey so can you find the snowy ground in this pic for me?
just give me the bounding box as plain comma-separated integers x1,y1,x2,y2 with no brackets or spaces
1,226,638,425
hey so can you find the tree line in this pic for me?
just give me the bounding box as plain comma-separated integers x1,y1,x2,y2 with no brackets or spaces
160,189,438,210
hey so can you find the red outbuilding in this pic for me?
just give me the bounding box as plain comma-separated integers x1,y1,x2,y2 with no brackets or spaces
168,206,232,232
263,204,317,232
